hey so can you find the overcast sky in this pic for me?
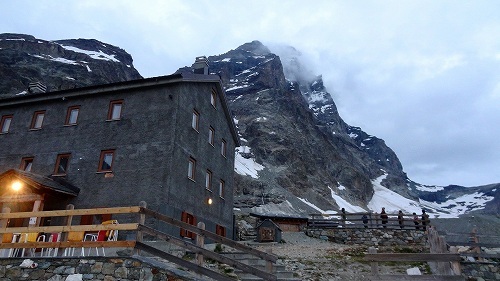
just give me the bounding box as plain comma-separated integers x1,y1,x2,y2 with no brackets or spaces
1,0,499,187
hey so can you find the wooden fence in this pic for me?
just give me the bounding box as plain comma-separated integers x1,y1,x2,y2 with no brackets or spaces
444,228,500,261
309,211,431,230
363,227,465,281
0,202,278,281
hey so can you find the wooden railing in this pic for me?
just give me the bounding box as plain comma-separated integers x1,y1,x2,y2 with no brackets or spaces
0,203,278,281
309,211,432,230
364,227,465,281
444,228,500,261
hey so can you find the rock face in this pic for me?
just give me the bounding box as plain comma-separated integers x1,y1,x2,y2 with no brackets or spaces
187,41,408,211
184,40,499,215
0,33,142,97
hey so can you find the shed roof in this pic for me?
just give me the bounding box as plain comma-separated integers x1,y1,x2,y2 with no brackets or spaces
250,212,309,221
256,219,282,231
0,169,80,196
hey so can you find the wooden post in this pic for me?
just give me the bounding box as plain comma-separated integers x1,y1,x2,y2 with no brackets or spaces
30,199,42,227
0,207,10,242
436,235,451,275
470,228,482,261
449,246,462,275
0,207,11,257
135,201,147,255
61,204,74,242
368,247,378,276
196,222,205,266
266,248,274,273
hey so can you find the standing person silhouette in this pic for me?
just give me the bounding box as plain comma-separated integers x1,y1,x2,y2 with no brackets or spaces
380,207,388,228
341,208,346,227
421,209,429,231
413,212,420,230
397,210,404,229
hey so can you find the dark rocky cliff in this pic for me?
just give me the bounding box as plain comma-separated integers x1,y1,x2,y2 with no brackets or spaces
198,41,409,211
0,33,142,97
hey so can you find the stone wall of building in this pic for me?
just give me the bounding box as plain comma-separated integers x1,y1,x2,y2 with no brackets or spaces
306,228,428,246
0,257,187,281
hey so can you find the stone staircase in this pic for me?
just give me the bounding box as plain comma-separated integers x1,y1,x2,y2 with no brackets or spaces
221,252,301,281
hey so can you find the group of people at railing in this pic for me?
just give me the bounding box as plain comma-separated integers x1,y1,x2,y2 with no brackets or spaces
310,207,431,230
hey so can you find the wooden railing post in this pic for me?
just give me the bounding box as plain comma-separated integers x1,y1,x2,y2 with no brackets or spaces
196,222,205,266
368,247,378,276
0,207,11,241
135,201,147,255
266,248,274,273
30,199,42,227
449,246,462,275
61,204,74,243
470,228,482,261
0,207,11,257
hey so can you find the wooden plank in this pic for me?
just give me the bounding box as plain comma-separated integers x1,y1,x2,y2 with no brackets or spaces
139,225,277,281
0,240,135,249
459,252,500,259
0,223,138,234
447,242,500,248
369,247,378,276
364,253,462,262
370,274,465,281
0,194,43,203
135,242,236,281
140,207,277,263
0,206,141,219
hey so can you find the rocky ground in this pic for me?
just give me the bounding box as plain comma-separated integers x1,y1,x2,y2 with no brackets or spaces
252,232,428,281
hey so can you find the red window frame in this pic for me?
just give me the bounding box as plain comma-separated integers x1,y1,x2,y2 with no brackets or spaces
98,149,115,172
53,153,71,175
30,110,46,129
192,110,199,131
0,115,13,133
208,126,215,146
210,89,217,108
107,100,123,121
188,157,196,180
221,139,227,157
219,179,225,199
180,211,196,239
216,224,226,237
20,157,34,172
65,106,80,125
205,170,212,191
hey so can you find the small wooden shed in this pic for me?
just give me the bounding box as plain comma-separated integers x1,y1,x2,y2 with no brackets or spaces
255,219,282,243
250,213,308,232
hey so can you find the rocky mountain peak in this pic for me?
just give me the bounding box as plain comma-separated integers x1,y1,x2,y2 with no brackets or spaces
234,40,271,56
0,33,142,97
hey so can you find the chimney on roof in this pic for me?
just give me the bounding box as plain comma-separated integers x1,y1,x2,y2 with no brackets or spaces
192,56,209,75
28,82,47,94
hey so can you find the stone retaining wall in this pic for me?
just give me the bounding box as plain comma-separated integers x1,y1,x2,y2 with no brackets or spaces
461,262,500,281
0,257,185,281
306,228,428,246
